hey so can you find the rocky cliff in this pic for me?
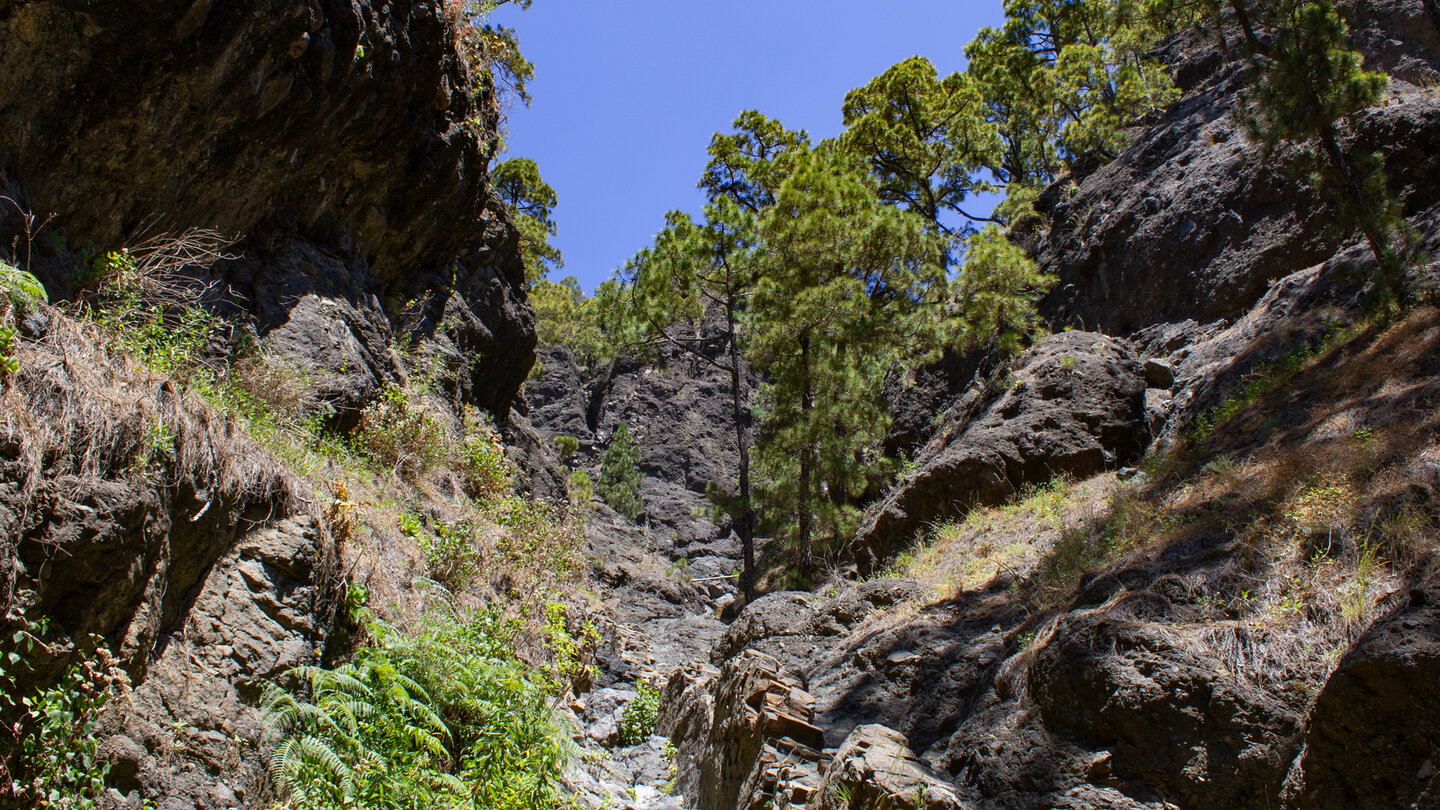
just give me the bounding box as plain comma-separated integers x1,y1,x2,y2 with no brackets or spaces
0,0,538,806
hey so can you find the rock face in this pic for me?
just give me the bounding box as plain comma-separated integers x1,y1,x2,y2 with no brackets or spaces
0,0,537,428
1,312,334,808
853,332,1148,575
660,650,827,810
808,725,967,810
1035,1,1440,335
0,0,538,806
0,0,493,282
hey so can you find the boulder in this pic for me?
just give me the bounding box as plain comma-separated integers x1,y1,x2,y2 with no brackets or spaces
1284,583,1440,809
1028,612,1302,809
853,332,1148,575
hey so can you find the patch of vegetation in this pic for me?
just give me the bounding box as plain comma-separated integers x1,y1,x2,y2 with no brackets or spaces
0,259,46,305
618,679,661,746
552,434,579,463
263,605,570,810
566,468,593,512
1,624,137,810
356,384,450,478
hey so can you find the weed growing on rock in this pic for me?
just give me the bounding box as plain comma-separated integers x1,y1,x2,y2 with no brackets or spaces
1,626,136,810
0,259,46,305
460,407,513,499
355,384,450,478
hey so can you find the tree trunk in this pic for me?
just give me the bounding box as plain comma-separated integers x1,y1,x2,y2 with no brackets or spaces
796,334,814,582
1229,0,1267,56
1318,126,1390,269
725,301,757,602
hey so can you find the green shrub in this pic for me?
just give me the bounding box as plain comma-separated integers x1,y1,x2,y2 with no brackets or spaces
566,468,593,511
421,520,481,592
356,384,449,477
460,408,513,501
597,423,643,519
263,608,570,810
618,678,661,746
0,259,46,304
552,434,580,463
2,627,130,810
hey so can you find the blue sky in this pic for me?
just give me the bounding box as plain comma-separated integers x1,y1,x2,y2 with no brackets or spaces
489,1,1008,292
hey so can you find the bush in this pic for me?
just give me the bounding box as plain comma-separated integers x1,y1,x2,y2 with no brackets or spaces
618,678,661,746
597,423,643,519
421,519,482,592
552,434,579,463
567,468,593,512
356,384,449,477
1,627,130,810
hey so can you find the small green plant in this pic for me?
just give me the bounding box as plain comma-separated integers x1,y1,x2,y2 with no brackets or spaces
597,423,643,519
135,419,177,470
461,407,514,501
618,679,661,746
661,739,679,795
567,468,594,511
0,325,19,377
553,434,580,463
2,628,132,810
0,259,46,304
421,520,481,592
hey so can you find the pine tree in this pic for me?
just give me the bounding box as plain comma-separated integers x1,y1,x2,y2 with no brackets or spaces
749,145,948,580
840,57,1002,239
492,157,563,282
699,111,811,212
954,225,1056,355
597,422,643,520
606,112,809,599
619,198,762,597
962,0,1183,181
1223,0,1402,301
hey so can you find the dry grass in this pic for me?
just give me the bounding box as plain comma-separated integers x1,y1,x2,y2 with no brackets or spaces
0,306,319,615
2,308,301,507
882,475,1101,599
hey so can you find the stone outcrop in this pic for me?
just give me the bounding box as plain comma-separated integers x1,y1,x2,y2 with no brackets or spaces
660,651,826,810
853,332,1148,575
0,0,538,428
807,724,968,810
0,0,540,806
1035,1,1440,335
1,311,335,809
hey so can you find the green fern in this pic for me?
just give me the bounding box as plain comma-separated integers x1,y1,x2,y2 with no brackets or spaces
263,608,570,810
0,260,46,304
